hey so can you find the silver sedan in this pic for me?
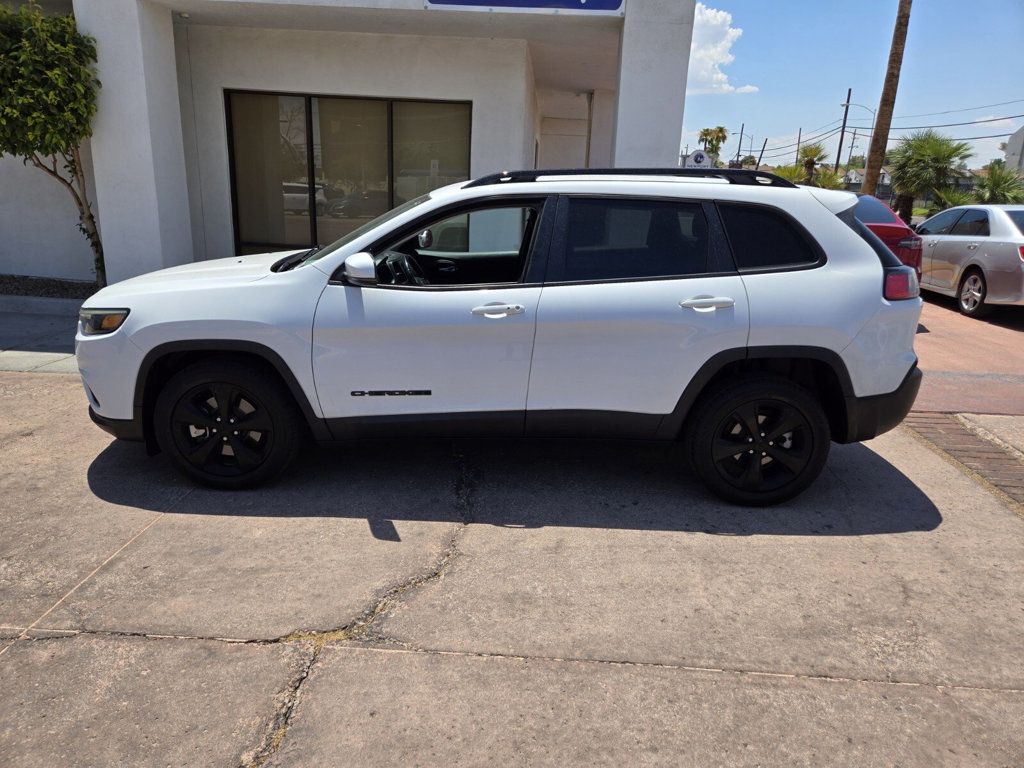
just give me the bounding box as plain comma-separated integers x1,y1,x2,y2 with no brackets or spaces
915,204,1024,317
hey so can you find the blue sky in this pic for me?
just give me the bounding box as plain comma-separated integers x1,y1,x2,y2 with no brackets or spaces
682,0,1024,167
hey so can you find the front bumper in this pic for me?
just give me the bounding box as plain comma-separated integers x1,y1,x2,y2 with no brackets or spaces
840,365,922,443
89,406,144,442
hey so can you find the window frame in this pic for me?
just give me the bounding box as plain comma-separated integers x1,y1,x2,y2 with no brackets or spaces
329,194,556,291
543,194,736,286
949,208,990,237
916,208,966,236
715,200,827,275
224,88,472,256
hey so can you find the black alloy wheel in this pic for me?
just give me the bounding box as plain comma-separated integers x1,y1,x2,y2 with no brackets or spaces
170,382,273,477
687,375,830,506
154,359,302,489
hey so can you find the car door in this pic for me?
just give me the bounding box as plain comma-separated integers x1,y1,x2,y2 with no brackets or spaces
939,208,990,290
915,208,965,288
525,196,749,437
312,197,552,436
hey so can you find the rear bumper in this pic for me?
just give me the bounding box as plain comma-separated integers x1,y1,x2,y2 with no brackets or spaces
840,365,922,443
89,406,144,442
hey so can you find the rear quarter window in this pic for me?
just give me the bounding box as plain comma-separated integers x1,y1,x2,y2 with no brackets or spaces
1007,210,1024,235
854,195,899,224
718,203,821,271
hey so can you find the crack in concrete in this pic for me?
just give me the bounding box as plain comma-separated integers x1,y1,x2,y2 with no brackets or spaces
237,444,477,767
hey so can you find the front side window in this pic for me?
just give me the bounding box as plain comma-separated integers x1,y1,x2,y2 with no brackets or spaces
376,204,542,287
916,208,964,236
949,209,989,237
558,199,710,282
718,203,819,271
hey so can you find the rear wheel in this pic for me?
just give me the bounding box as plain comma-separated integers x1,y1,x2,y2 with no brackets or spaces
686,375,830,506
154,359,303,489
958,269,991,318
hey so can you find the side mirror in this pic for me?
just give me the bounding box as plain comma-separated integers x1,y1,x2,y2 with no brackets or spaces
417,229,433,249
343,252,377,286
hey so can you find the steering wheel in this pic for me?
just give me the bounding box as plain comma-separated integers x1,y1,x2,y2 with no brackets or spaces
382,251,429,286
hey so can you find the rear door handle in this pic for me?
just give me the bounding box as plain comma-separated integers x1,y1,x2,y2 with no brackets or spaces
471,303,525,318
967,243,979,250
680,296,735,312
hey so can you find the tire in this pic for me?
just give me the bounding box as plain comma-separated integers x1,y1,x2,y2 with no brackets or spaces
957,269,992,318
685,375,831,506
153,358,303,489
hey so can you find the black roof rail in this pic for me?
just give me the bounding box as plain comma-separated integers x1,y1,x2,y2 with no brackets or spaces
464,167,798,189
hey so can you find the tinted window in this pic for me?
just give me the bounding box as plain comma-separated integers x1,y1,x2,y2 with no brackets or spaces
560,199,710,281
719,204,819,270
855,195,899,224
950,209,990,236
1007,210,1024,235
917,208,963,235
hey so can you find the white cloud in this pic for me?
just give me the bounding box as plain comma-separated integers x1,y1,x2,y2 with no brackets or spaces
687,3,759,96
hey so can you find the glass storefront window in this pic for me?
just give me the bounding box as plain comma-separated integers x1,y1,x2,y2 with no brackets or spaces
227,91,471,255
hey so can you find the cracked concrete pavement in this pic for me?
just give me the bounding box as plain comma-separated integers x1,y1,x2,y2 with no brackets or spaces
2,299,1024,766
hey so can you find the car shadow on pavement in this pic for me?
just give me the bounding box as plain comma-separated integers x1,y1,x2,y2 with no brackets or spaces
87,437,941,539
922,293,1024,331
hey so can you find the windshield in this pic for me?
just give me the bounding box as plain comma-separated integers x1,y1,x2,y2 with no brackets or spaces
1006,210,1024,236
298,195,432,267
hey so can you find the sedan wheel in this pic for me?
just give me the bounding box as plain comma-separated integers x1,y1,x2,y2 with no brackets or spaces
958,271,991,318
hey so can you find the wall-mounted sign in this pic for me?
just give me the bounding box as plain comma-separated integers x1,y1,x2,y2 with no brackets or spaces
427,0,624,12
684,150,713,169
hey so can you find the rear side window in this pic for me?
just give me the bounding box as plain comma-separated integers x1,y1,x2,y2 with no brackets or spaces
1008,210,1024,235
949,209,989,236
917,208,963,235
559,198,710,281
718,203,820,271
854,195,900,224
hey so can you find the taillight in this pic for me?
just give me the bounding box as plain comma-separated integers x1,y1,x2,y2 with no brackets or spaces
1019,245,1024,262
897,236,922,250
884,266,919,300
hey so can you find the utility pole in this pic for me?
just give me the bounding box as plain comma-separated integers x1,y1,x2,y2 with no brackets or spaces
835,87,852,172
847,129,858,166
756,137,768,168
794,127,802,166
735,123,744,162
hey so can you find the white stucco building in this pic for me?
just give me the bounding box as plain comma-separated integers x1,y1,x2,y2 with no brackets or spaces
1005,126,1024,174
1,0,695,283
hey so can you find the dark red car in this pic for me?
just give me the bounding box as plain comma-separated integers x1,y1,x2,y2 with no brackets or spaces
855,194,923,278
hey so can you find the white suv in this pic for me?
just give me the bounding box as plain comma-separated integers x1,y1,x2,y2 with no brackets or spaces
77,169,922,505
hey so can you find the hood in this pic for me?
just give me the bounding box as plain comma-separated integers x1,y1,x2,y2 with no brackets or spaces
84,250,304,305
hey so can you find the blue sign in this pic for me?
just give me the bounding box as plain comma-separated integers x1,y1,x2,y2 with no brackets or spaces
428,0,623,10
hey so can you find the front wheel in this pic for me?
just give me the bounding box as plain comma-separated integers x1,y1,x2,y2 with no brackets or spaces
958,269,991,318
154,359,303,489
686,376,831,506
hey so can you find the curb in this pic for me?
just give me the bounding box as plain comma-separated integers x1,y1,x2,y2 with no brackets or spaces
0,295,83,317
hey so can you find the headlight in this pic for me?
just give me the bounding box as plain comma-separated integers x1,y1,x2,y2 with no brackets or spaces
79,308,130,335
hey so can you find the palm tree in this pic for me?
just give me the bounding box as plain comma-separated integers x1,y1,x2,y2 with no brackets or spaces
931,187,974,213
770,165,804,183
973,164,1024,204
888,129,972,221
862,0,913,196
798,143,829,185
698,126,729,157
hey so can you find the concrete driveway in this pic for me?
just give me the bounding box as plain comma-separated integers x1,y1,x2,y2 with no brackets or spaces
1,302,1023,766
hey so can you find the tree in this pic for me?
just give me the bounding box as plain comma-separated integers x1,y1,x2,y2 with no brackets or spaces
847,154,866,168
888,129,971,222
770,162,843,189
740,154,757,167
0,4,104,284
973,164,1024,204
798,143,829,185
698,126,728,157
862,0,913,197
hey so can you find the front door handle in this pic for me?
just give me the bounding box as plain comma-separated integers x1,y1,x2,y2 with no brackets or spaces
967,243,979,250
471,303,525,318
680,296,735,312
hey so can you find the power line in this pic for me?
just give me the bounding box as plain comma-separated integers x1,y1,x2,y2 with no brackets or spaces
846,113,1024,131
892,98,1024,119
760,126,843,153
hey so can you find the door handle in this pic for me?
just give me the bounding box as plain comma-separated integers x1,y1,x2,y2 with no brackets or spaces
967,243,979,250
437,259,457,272
680,296,735,312
927,241,936,247
471,303,525,318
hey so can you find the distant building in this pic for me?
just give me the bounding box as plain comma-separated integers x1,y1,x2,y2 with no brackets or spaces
1005,126,1024,173
842,167,892,187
